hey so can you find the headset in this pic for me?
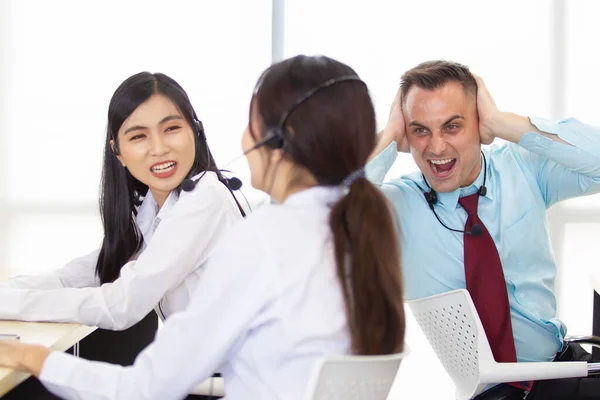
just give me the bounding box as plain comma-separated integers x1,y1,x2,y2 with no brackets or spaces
420,151,488,237
111,114,246,217
249,75,367,154
180,115,246,217
180,116,241,190
124,75,366,214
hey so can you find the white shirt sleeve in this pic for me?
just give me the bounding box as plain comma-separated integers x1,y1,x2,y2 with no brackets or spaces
0,181,240,330
0,249,100,290
38,219,275,400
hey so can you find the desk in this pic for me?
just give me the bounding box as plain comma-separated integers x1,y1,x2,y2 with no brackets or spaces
0,321,96,397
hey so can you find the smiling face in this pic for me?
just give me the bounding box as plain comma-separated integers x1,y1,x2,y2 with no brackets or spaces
112,93,196,206
403,81,482,193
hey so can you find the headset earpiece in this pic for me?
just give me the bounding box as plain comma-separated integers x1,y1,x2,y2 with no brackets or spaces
194,119,206,141
251,75,365,153
112,138,120,156
262,128,285,149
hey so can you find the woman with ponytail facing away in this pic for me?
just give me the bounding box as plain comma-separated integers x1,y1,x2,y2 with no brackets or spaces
0,55,405,400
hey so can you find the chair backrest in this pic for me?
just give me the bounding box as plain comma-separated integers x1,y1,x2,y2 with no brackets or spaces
303,352,405,400
407,289,494,400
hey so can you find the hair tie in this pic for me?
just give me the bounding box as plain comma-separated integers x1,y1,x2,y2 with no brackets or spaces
341,168,365,188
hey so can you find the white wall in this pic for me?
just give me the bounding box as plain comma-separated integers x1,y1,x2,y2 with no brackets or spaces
557,0,600,347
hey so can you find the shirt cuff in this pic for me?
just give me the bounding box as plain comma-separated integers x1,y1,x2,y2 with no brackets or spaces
39,351,78,388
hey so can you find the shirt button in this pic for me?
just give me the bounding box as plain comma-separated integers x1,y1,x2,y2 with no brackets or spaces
577,149,582,154
520,293,525,299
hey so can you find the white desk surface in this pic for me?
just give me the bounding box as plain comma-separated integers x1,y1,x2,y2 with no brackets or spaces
0,321,96,397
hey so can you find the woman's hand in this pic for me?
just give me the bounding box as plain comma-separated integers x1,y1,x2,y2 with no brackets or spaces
0,340,50,376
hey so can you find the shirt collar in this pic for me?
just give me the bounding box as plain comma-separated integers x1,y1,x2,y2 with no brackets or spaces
282,186,344,207
136,190,180,239
419,150,494,211
156,190,180,220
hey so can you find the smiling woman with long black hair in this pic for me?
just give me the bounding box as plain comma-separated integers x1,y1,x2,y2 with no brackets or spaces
0,72,245,371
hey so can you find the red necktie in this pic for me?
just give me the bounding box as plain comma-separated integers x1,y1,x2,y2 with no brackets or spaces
459,193,530,390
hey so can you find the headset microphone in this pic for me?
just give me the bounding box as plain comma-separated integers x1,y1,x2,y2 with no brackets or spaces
424,190,484,237
469,224,484,237
225,176,242,190
181,116,245,193
421,151,487,237
180,129,255,193
183,75,365,194
181,178,197,192
182,174,242,193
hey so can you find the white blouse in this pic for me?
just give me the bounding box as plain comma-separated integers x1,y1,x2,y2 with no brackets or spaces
0,172,243,329
39,186,352,400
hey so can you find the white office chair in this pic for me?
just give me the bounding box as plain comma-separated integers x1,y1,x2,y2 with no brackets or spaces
407,289,600,400
189,376,224,397
302,352,405,400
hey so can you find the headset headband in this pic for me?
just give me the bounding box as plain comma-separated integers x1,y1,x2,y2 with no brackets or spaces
276,75,366,132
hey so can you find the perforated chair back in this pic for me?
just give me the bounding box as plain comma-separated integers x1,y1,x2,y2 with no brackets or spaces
407,290,490,399
303,352,405,400
408,289,589,400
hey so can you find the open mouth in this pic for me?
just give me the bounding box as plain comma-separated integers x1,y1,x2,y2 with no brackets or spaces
150,161,177,178
428,158,456,178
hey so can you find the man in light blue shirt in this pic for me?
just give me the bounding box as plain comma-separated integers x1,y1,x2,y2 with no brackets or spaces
367,60,600,399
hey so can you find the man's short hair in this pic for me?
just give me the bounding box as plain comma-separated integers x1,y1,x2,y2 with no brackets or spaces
400,60,477,105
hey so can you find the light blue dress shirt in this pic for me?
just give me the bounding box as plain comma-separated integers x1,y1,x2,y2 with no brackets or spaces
367,117,600,362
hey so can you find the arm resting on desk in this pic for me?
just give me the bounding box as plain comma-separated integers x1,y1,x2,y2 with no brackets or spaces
36,222,273,400
0,249,100,290
0,340,49,377
0,183,237,330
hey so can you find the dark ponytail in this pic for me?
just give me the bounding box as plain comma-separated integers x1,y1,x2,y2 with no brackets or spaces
331,179,404,354
252,55,405,355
